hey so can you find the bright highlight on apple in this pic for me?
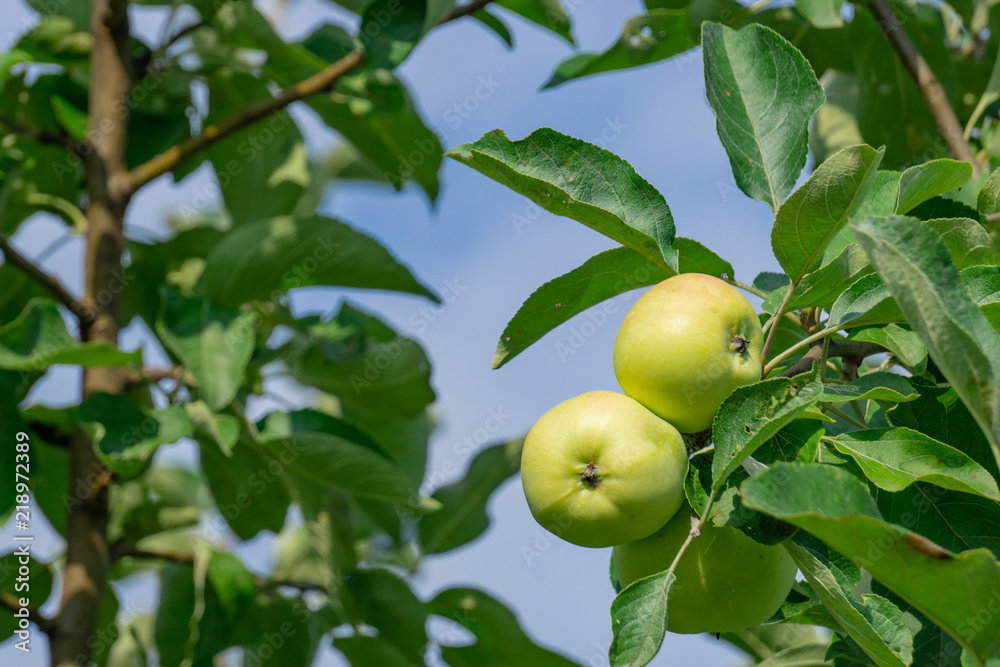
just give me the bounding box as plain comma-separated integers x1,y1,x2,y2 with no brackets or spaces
520,273,794,634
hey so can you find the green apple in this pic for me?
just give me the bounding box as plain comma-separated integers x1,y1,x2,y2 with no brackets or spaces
520,391,687,549
613,504,798,634
613,273,763,433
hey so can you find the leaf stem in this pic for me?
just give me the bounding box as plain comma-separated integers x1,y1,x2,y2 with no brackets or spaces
726,279,766,299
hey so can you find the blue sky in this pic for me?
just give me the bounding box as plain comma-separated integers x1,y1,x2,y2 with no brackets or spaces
1,1,785,664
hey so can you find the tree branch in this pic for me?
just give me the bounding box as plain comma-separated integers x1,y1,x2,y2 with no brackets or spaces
124,0,498,193
0,591,57,636
778,339,887,378
868,0,982,175
0,234,93,325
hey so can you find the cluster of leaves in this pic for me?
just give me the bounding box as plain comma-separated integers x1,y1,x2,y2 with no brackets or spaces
452,15,1000,667
0,1,590,666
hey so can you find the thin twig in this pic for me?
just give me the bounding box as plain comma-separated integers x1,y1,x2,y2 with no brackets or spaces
0,592,57,636
760,286,796,371
868,0,981,175
0,234,92,324
125,0,498,193
0,114,90,157
824,404,868,429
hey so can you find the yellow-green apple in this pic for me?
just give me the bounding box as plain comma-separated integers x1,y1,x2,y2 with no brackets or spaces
613,504,797,633
520,391,687,549
613,273,763,433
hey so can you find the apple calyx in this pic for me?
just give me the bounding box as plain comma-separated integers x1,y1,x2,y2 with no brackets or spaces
731,335,749,355
580,462,601,488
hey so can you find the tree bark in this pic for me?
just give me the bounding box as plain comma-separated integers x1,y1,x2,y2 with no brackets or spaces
50,0,132,664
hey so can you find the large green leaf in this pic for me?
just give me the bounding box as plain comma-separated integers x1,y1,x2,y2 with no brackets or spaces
763,244,874,312
853,215,1000,462
198,437,291,540
785,541,910,667
542,10,693,89
428,588,579,667
711,374,824,489
828,273,904,328
227,594,322,666
771,144,884,284
743,463,1000,662
817,373,918,404
831,427,1000,500
361,0,428,68
702,22,825,211
346,569,427,661
895,160,974,214
446,128,677,270
282,302,435,418
155,288,255,411
263,431,417,505
420,438,523,555
608,572,675,667
493,236,731,369
196,214,437,307
0,299,141,370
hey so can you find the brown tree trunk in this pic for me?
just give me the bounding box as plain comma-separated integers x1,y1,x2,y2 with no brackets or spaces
50,0,131,664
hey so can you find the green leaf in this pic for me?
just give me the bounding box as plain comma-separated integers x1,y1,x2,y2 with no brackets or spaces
78,395,193,479
794,0,845,28
497,0,574,44
263,432,417,505
227,594,322,666
702,21,825,211
853,215,1000,463
282,302,434,418
0,299,141,370
924,218,998,269
198,437,291,540
155,288,254,411
963,266,1000,332
472,9,513,47
784,541,909,667
896,159,974,214
817,373,918,403
711,374,824,489
493,237,730,371
743,463,1000,662
847,324,928,373
763,244,874,312
887,377,1000,486
196,214,437,308
754,643,833,666
828,273,903,328
446,128,677,270
203,72,309,226
335,636,413,666
346,569,427,660
853,170,903,221
978,168,1000,216
429,588,579,667
420,438,523,555
608,572,675,667
542,10,692,89
831,427,1000,500
361,0,427,68
771,144,884,283
754,419,825,465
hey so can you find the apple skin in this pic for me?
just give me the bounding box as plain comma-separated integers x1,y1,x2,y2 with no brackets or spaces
520,391,687,549
612,505,798,634
613,273,763,434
